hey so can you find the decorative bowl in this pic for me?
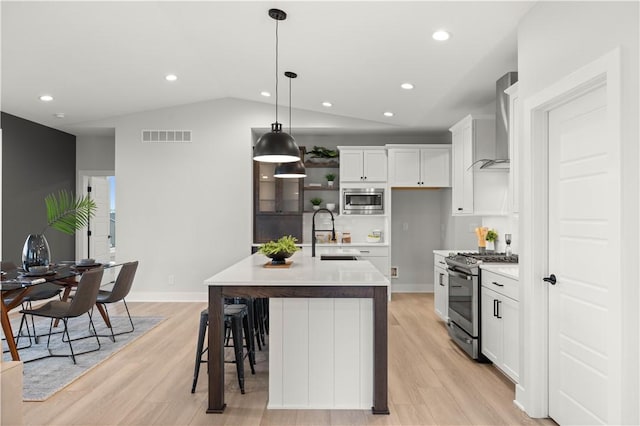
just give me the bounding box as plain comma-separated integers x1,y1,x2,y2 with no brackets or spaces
78,258,95,265
28,265,49,274
266,251,294,265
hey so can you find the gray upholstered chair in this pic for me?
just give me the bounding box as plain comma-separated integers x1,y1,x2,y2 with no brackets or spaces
20,267,104,364
1,261,64,348
93,261,138,342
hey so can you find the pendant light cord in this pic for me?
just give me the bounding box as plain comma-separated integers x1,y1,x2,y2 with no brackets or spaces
275,19,279,124
289,73,292,134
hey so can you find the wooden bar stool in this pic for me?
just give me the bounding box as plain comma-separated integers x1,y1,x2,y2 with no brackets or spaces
191,305,256,394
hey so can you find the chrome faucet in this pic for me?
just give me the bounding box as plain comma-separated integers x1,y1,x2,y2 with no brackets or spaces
311,208,336,257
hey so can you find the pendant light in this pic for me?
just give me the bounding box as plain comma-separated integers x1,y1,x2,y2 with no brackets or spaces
275,71,306,178
253,8,300,163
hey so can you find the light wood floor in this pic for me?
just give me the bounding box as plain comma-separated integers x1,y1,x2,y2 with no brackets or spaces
19,294,555,425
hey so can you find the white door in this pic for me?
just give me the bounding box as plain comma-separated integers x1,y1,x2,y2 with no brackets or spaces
85,176,111,261
548,84,617,425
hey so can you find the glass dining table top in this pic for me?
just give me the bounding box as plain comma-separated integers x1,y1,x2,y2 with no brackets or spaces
0,261,120,291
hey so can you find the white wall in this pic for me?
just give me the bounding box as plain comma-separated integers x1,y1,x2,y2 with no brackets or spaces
390,189,443,292
517,2,639,422
439,188,479,250
481,215,518,254
86,98,393,301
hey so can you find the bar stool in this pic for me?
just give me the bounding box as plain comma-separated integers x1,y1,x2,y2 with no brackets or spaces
191,305,256,394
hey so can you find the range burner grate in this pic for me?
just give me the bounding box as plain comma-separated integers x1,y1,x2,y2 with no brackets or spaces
457,252,519,263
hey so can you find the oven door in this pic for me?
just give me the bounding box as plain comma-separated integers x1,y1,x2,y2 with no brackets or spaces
447,268,478,337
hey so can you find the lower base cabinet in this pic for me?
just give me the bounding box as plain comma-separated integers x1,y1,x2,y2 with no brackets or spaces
433,253,448,321
480,269,519,383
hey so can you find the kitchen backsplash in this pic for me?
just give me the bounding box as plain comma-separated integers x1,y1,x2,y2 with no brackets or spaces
481,215,519,253
302,213,388,244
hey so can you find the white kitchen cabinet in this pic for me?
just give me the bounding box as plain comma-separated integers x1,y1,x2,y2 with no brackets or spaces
351,245,389,279
316,245,389,279
505,82,520,213
449,115,508,216
480,268,519,382
433,253,449,321
337,147,387,183
387,145,451,188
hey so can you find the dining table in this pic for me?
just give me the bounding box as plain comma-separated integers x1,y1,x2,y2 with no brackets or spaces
1,261,120,361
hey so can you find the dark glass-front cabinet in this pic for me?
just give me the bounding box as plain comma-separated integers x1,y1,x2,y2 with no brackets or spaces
253,161,303,243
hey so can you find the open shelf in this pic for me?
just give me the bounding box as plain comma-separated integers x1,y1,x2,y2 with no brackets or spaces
304,161,339,168
304,186,339,191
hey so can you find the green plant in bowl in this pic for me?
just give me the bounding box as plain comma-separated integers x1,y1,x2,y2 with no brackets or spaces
310,197,322,207
325,173,336,182
258,235,300,264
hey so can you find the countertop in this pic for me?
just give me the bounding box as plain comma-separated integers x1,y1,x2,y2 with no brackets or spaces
205,249,389,287
252,242,390,247
479,264,519,280
433,249,475,257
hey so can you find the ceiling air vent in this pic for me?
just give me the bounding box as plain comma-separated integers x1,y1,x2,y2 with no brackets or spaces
141,130,192,143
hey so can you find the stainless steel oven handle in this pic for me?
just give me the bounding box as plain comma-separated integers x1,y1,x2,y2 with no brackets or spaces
447,269,472,280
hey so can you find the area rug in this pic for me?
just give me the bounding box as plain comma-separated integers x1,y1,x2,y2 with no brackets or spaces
2,315,164,401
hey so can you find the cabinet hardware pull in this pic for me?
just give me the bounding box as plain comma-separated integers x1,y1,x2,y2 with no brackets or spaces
439,273,444,286
497,300,502,319
438,261,446,265
457,207,463,211
492,281,504,287
493,299,498,317
359,250,370,253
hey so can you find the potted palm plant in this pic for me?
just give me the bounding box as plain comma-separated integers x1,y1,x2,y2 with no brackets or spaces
22,190,97,271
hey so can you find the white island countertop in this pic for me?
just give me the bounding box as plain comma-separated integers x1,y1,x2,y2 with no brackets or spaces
204,248,390,415
205,249,389,287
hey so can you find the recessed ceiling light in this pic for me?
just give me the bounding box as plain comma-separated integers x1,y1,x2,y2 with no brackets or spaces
384,111,394,117
165,74,178,82
39,95,53,102
54,113,65,119
322,101,332,107
401,83,414,90
260,91,271,97
432,30,450,41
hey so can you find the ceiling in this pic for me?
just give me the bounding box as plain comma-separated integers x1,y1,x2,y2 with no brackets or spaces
1,1,534,136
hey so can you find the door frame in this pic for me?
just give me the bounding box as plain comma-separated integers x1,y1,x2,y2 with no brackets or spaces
76,169,115,260
518,48,621,419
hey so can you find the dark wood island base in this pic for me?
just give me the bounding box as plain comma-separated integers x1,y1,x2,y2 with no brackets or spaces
207,284,389,415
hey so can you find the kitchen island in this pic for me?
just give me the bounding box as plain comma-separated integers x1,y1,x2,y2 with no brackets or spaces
204,249,389,414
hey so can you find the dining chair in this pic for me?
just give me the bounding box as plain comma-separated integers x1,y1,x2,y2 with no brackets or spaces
20,267,104,364
92,261,138,342
1,261,64,348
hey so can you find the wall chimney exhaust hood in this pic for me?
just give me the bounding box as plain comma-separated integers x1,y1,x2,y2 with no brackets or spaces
472,72,518,169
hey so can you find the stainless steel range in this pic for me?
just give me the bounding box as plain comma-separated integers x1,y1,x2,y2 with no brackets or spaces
445,252,518,360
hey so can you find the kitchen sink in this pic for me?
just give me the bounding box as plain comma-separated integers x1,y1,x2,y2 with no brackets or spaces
319,255,359,261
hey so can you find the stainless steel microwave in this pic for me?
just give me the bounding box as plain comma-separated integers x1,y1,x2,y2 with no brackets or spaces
342,188,384,215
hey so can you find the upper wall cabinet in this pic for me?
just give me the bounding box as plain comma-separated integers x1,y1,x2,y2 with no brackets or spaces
449,114,509,216
337,147,387,183
387,144,451,188
505,82,520,214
